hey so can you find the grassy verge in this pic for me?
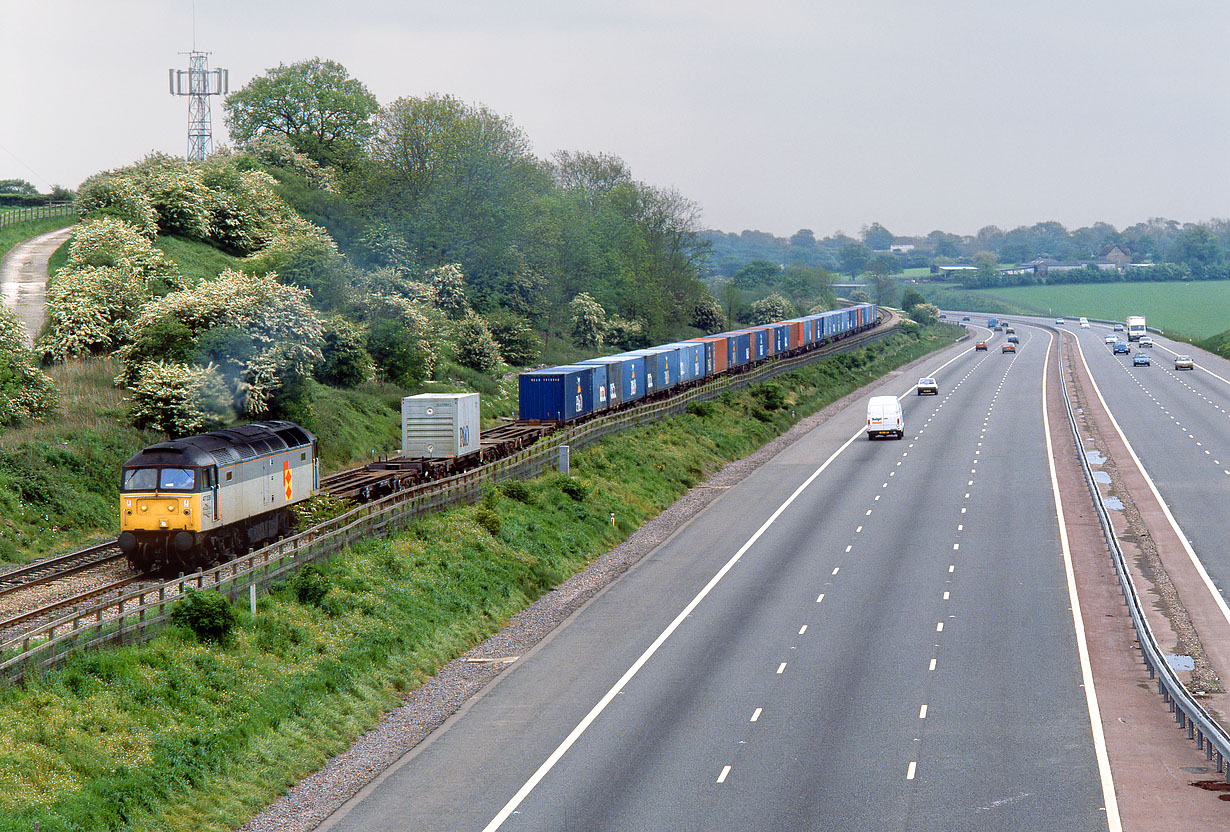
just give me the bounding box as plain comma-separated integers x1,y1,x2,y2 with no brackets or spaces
913,283,1033,317
153,235,244,283
0,216,75,261
0,323,960,832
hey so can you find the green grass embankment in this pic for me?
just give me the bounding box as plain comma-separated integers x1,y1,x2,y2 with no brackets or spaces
0,323,961,832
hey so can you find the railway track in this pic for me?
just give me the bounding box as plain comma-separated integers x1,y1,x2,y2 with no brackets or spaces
0,540,123,596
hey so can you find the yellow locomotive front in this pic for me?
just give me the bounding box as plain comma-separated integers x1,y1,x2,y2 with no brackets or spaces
119,420,317,572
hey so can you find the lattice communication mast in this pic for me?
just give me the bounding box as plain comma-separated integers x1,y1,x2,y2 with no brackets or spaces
169,52,228,161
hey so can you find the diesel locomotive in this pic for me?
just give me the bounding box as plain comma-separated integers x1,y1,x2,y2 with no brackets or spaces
119,420,318,572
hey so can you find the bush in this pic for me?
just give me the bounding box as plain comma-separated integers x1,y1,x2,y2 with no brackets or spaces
485,309,541,366
749,293,795,325
0,308,57,424
170,589,237,642
426,263,469,318
551,474,588,501
752,382,786,411
909,303,940,326
287,563,330,607
499,479,532,502
367,318,432,386
316,317,372,388
475,506,502,536
453,314,502,373
686,400,715,418
127,361,233,436
75,174,159,238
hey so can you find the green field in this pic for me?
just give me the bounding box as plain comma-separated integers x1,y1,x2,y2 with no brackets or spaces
970,281,1230,339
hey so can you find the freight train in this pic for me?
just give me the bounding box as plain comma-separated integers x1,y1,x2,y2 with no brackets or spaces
120,305,879,571
119,421,318,572
518,304,877,422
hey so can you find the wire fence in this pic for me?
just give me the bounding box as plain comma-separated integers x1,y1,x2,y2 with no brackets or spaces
0,316,896,682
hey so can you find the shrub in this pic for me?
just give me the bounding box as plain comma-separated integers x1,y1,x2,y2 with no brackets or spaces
287,563,330,607
367,318,431,386
453,314,502,373
485,309,541,366
0,308,57,424
750,293,794,325
75,174,159,238
127,361,233,436
316,317,372,388
909,303,940,326
686,400,715,418
426,263,469,318
569,292,607,347
499,479,532,503
170,589,237,642
550,474,588,501
752,382,786,411
475,506,502,536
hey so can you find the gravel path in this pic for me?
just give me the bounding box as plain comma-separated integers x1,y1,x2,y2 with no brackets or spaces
0,226,72,346
240,339,960,832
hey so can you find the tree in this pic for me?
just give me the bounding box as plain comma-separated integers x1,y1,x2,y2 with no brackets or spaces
224,58,378,166
691,292,724,333
721,282,743,324
453,314,502,373
569,292,607,347
749,293,794,325
485,309,541,366
0,179,36,195
909,303,940,325
900,288,925,313
1168,226,1224,277
861,222,894,251
973,250,998,284
865,253,899,276
849,288,871,304
733,259,780,288
869,274,897,306
838,242,871,276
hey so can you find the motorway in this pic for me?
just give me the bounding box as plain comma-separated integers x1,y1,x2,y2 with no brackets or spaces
319,323,1114,831
1062,320,1230,617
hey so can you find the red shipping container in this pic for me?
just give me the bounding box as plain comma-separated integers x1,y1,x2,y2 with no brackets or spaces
695,336,729,374
783,320,804,350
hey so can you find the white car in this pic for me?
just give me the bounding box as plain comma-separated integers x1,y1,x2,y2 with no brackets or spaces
1079,317,1089,328
1139,336,1153,348
1055,318,1065,325
1104,334,1117,344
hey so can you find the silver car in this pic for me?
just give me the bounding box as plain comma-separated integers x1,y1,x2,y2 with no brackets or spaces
1175,355,1195,370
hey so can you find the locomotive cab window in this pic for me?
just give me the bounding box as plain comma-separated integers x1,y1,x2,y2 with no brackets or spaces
122,468,158,492
159,468,197,490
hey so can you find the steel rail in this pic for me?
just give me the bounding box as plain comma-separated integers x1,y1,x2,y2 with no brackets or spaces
0,541,122,594
1056,330,1230,780
0,576,138,633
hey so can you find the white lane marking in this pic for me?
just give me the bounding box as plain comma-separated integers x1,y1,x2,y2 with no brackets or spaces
777,662,787,674
717,765,731,784
751,708,762,722
943,591,950,600
1046,333,1123,832
856,526,863,533
816,594,824,603
936,622,944,632
961,507,966,514
481,417,871,831
798,625,807,635
866,509,872,515
832,567,840,575
957,524,963,531
906,761,917,780
929,658,937,671
845,545,852,553
875,495,881,501
953,543,960,550
1073,336,1230,630
919,704,928,719
948,565,955,573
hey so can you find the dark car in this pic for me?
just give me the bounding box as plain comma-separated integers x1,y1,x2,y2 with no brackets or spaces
975,341,988,351
962,316,971,321
1133,353,1151,366
1113,341,1131,355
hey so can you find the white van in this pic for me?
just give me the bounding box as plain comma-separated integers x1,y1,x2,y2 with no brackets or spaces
866,395,904,440
1079,317,1089,328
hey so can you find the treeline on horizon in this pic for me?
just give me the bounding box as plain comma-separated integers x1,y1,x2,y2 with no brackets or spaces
706,217,1230,286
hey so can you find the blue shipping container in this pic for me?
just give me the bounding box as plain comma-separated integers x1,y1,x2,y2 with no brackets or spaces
628,347,681,394
731,329,768,360
725,331,752,366
662,342,704,382
581,354,646,406
773,324,788,354
518,365,595,423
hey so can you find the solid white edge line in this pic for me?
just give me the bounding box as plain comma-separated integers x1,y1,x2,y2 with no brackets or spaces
1071,335,1230,629
480,335,980,831
1044,331,1122,832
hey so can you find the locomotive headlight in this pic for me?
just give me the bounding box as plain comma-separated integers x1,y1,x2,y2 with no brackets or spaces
159,519,167,528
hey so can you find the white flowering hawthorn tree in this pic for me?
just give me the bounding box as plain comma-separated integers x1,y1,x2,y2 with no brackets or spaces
0,308,57,424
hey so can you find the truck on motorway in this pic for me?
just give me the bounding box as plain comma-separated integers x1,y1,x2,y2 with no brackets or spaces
1126,316,1146,341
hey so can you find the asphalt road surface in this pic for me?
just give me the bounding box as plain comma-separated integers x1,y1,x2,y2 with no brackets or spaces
319,324,1110,832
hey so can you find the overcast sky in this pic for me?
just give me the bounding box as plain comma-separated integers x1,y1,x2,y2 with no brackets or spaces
2,0,1227,238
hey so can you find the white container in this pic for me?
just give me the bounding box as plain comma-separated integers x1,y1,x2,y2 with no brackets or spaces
402,393,480,458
